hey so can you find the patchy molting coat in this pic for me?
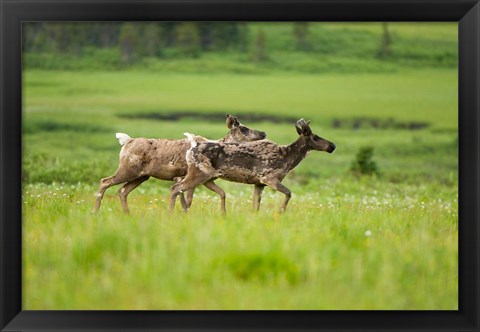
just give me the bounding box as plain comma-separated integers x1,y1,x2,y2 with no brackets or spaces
173,119,336,213
186,138,312,184
119,137,203,181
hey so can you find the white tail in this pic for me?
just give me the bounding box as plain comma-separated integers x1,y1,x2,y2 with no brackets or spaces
115,133,131,146
184,132,197,148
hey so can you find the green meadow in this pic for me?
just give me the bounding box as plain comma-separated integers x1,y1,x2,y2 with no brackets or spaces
22,22,458,310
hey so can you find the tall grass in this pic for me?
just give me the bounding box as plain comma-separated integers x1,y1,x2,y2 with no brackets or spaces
23,179,457,310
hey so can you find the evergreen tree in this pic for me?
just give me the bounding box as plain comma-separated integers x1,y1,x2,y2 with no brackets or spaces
176,23,201,57
212,23,238,50
237,23,249,52
377,22,392,58
49,23,69,53
293,22,310,51
252,29,267,63
68,24,88,55
197,23,248,51
139,23,162,57
23,23,46,52
97,23,121,48
198,22,215,50
162,22,178,47
119,23,138,64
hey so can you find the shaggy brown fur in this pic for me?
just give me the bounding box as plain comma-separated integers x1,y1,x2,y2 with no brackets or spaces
93,114,266,213
170,119,335,213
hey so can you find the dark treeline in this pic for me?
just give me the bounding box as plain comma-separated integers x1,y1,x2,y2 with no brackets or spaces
23,22,320,65
24,22,456,72
24,22,252,61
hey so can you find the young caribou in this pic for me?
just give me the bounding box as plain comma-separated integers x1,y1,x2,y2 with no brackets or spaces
93,114,266,214
170,119,335,213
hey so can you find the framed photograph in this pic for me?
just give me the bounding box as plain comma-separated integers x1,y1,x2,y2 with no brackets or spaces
1,0,479,331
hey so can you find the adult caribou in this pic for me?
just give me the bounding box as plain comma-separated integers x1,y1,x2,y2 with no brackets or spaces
170,119,335,213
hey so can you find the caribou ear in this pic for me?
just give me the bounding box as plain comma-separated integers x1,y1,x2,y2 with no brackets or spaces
295,123,303,135
226,114,240,129
301,119,312,136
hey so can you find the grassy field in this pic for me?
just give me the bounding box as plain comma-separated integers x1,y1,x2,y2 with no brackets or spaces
22,69,458,310
24,181,456,310
23,69,457,186
22,23,458,310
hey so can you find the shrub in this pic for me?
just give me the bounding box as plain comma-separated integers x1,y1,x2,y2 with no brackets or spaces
350,146,379,176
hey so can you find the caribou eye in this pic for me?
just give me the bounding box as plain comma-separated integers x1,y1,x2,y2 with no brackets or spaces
240,126,248,133
313,135,319,141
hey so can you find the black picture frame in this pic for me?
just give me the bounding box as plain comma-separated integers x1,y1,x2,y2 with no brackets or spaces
1,0,479,331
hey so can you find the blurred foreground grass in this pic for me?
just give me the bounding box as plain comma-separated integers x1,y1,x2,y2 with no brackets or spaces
23,179,457,310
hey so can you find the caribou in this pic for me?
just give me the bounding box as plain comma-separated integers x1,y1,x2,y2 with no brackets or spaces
94,114,266,213
170,119,335,213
